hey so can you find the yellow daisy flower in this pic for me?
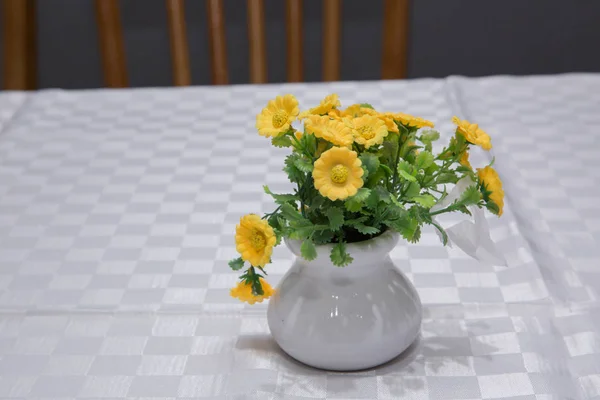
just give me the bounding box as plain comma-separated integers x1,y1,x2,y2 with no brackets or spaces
235,214,277,267
313,147,364,201
452,116,492,150
230,278,275,304
385,112,435,129
299,93,341,119
256,94,299,137
346,115,389,149
459,151,472,169
378,113,399,133
478,166,504,216
305,115,353,147
341,104,378,118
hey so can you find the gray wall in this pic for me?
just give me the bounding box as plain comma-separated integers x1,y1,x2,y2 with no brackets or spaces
1,0,600,89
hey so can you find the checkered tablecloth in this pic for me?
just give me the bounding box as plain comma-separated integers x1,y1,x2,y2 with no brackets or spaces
0,75,598,399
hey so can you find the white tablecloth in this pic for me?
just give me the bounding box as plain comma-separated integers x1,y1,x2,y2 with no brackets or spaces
0,74,598,399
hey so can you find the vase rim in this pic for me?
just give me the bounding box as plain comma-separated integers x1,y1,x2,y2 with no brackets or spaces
285,229,400,262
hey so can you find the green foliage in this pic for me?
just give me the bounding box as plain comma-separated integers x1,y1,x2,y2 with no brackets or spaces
330,241,354,267
359,153,380,177
354,222,380,236
272,135,293,148
228,257,245,271
300,238,317,261
284,154,305,183
415,151,434,170
420,129,440,142
263,185,297,204
280,202,304,222
460,185,482,206
294,157,314,173
326,207,345,231
412,194,437,208
344,188,371,212
360,103,375,109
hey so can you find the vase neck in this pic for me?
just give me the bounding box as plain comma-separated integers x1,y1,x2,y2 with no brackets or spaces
285,231,400,277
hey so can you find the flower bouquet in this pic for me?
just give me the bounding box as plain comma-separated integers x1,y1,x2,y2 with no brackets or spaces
229,93,504,304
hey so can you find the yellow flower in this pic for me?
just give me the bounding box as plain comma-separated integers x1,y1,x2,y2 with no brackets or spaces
305,115,353,147
341,104,378,118
256,94,299,137
452,116,492,150
346,115,389,148
378,114,399,133
459,151,472,169
294,130,303,140
313,147,364,201
478,166,504,216
385,112,434,129
230,278,275,304
235,214,277,267
299,93,341,119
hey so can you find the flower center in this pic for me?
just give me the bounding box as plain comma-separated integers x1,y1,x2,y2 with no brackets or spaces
358,126,376,140
250,229,267,251
330,164,349,184
272,111,289,128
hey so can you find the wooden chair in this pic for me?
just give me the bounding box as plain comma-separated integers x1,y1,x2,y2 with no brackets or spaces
2,0,410,89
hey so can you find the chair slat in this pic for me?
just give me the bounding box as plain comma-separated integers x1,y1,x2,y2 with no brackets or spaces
206,0,228,85
247,0,267,83
166,0,191,86
322,0,341,81
381,0,409,79
94,0,128,88
2,0,36,90
286,0,303,82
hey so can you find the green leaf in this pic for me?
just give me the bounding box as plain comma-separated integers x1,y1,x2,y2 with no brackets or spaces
485,200,500,215
325,207,345,231
355,223,380,236
460,185,481,206
365,187,381,209
436,172,459,184
228,257,245,271
360,103,374,109
300,238,318,261
398,170,416,182
271,135,292,148
380,164,393,177
381,132,400,165
384,214,420,243
397,160,417,182
263,185,298,204
294,157,314,173
251,276,264,296
419,129,440,142
455,166,473,173
284,154,305,183
430,220,449,245
415,151,434,170
404,181,421,198
344,188,371,212
280,203,304,222
300,132,317,154
412,194,436,208
289,219,316,239
313,229,334,244
359,153,380,177
330,241,354,267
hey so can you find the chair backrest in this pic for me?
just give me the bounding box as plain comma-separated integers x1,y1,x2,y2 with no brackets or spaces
2,0,410,89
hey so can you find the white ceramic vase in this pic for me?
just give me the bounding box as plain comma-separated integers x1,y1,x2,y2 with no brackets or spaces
267,230,422,371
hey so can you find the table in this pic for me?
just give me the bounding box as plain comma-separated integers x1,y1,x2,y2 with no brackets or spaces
0,74,598,399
